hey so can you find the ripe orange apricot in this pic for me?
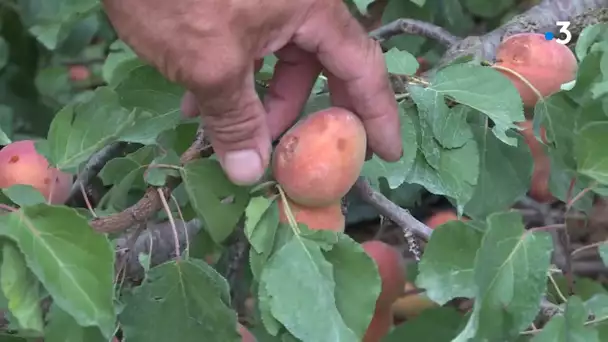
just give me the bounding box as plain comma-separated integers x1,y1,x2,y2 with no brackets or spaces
391,282,438,320
277,197,345,232
493,33,578,107
272,107,367,207
424,210,468,229
68,65,91,81
0,140,73,204
519,121,554,203
238,323,257,342
363,306,393,342
362,240,406,308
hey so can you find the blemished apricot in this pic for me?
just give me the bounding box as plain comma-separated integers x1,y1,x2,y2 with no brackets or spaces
363,306,393,342
362,240,406,308
68,65,91,81
424,210,468,229
278,197,345,232
391,282,438,320
519,121,554,203
238,323,257,342
0,140,73,204
492,33,578,107
272,107,367,207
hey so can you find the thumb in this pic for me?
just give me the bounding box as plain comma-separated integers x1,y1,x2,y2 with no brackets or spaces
195,71,272,186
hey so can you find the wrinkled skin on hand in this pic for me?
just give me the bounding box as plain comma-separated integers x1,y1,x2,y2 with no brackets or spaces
102,0,402,185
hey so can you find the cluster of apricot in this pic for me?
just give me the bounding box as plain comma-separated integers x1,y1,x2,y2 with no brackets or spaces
492,33,578,203
270,107,441,341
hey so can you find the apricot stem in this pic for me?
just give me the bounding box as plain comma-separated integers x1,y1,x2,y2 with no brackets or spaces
249,181,276,195
157,188,181,260
0,203,18,212
491,64,544,104
276,185,301,235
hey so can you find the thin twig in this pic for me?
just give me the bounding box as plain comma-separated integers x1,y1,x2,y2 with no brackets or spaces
369,18,461,46
353,178,433,240
157,188,181,261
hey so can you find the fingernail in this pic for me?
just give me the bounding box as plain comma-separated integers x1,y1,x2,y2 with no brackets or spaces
223,149,264,185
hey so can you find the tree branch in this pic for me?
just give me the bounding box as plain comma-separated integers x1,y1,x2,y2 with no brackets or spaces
115,218,203,281
66,142,128,206
89,127,212,233
437,0,608,68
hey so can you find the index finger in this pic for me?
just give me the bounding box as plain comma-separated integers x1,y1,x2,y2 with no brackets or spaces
293,1,402,161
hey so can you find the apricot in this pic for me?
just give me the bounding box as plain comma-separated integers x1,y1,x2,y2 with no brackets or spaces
278,197,345,232
238,323,257,342
415,57,430,76
0,140,73,204
493,33,578,107
519,121,554,203
272,107,367,207
391,282,438,320
363,306,393,342
68,65,91,81
362,240,406,308
424,210,468,229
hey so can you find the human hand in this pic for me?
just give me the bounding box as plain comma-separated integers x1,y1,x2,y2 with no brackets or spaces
102,0,402,185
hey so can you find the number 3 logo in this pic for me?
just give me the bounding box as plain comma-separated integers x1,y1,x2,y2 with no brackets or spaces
555,21,572,44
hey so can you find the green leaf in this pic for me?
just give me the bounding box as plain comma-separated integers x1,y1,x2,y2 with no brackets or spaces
350,0,375,13
462,124,533,219
0,105,12,145
98,146,156,208
0,241,43,334
585,293,608,319
405,131,479,210
454,212,553,341
574,121,608,185
599,244,608,266
531,296,600,342
244,196,279,254
0,37,9,72
119,259,240,342
409,87,473,149
428,64,525,146
21,0,101,50
361,103,418,189
181,159,250,243
535,93,578,170
416,220,482,304
44,304,106,342
45,87,137,170
259,235,358,342
548,156,594,213
384,48,419,76
249,222,294,282
383,307,464,342
575,23,608,61
0,205,116,337
115,66,185,145
144,149,181,186
102,40,143,87
323,234,381,338
2,185,46,207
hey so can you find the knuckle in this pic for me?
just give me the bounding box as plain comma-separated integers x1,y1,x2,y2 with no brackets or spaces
203,98,265,145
